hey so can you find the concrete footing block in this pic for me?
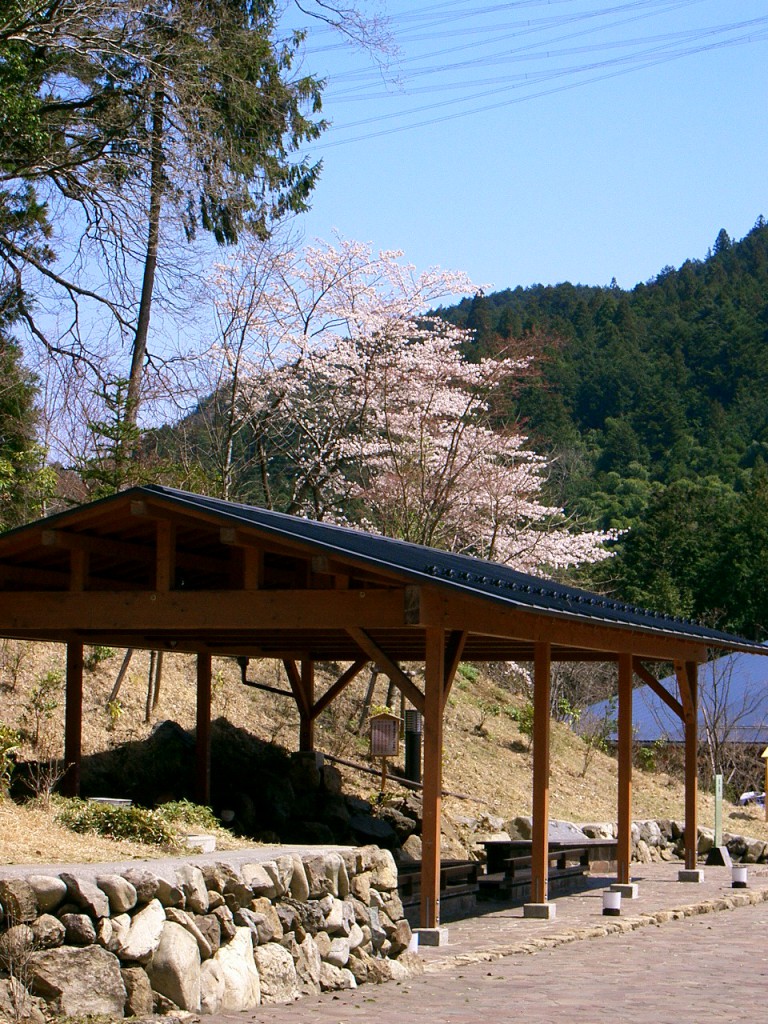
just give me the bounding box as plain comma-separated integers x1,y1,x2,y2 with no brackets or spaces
413,927,449,947
678,868,705,883
523,902,556,920
610,883,639,899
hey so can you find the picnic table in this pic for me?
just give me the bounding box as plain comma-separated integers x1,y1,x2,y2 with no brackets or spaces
478,837,617,900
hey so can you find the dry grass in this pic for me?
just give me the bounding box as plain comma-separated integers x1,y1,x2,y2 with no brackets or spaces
0,639,767,863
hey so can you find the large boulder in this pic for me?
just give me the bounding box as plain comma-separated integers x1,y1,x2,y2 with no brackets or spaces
60,873,110,919
120,868,160,905
200,959,226,1015
0,879,37,923
212,926,261,1011
175,864,209,914
28,945,126,1017
96,874,138,915
253,943,300,1004
27,875,67,915
60,912,97,946
240,863,279,900
121,966,154,1017
165,907,213,959
31,914,65,950
0,977,46,1024
294,934,322,995
117,898,166,963
146,921,201,1012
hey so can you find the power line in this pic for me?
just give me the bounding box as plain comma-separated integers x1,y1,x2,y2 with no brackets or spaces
294,2,767,148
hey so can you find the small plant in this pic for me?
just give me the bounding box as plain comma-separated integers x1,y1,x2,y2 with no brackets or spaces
21,670,62,748
0,725,20,796
636,745,656,772
155,799,219,831
56,799,179,847
0,640,27,691
457,663,479,683
105,698,123,731
369,704,394,718
83,645,116,671
474,699,500,736
516,700,535,750
576,698,617,777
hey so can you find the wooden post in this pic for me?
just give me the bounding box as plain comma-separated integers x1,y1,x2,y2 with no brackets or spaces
617,651,633,885
420,627,445,929
530,642,551,905
299,658,315,752
62,641,83,797
684,661,698,870
195,653,212,806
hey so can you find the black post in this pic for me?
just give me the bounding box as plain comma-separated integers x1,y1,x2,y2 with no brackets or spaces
404,709,422,784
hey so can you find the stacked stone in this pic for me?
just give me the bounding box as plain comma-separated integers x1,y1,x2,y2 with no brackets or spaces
0,845,421,1020
502,815,768,867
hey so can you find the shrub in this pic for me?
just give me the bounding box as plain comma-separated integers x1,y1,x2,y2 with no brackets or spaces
155,799,219,831
21,671,62,748
0,725,20,795
84,646,116,671
56,799,178,847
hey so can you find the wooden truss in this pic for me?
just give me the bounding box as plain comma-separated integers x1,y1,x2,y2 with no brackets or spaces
0,487,762,927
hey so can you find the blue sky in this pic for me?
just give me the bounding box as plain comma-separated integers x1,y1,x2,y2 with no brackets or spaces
286,0,768,293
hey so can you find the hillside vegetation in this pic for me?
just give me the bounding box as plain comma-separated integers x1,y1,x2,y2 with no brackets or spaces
1,641,766,864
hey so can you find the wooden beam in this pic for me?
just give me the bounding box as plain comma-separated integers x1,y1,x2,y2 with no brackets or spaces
311,659,369,719
617,652,633,885
43,528,153,566
417,589,710,663
241,546,264,590
69,548,88,593
195,653,212,805
155,521,175,592
420,626,445,928
346,627,425,714
530,641,551,905
283,659,310,718
677,661,699,870
62,641,84,797
442,630,467,710
0,589,413,633
299,659,315,752
633,658,685,720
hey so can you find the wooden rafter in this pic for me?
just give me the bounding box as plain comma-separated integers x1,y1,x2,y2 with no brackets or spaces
442,630,467,710
633,658,685,720
311,659,369,720
346,626,425,714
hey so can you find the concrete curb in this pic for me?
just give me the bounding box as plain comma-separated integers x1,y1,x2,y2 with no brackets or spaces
423,886,768,972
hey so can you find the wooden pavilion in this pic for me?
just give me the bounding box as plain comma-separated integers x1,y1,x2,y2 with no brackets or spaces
0,485,764,929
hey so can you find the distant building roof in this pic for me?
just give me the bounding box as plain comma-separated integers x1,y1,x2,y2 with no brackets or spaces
586,648,768,744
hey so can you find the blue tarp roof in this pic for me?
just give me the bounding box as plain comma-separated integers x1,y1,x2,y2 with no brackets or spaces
587,648,768,744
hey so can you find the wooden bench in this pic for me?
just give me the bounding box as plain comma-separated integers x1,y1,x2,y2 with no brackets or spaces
398,859,480,923
503,845,590,879
478,838,616,901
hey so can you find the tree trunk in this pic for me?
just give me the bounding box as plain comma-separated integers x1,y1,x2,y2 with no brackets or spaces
126,84,165,426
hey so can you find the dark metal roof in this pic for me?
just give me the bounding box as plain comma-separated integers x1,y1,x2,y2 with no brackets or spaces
126,485,763,654
2,483,763,656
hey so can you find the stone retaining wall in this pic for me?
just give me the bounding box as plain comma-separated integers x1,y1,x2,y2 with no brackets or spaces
0,845,422,1020
505,815,768,865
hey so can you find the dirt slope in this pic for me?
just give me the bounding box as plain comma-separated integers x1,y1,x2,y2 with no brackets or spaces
0,640,765,862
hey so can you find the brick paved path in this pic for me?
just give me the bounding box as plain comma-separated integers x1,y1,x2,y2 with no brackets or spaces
206,863,768,1024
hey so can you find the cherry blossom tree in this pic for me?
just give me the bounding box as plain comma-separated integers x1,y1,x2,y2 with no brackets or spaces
203,237,613,572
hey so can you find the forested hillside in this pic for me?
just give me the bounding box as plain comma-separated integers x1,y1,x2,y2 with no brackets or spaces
445,219,768,637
